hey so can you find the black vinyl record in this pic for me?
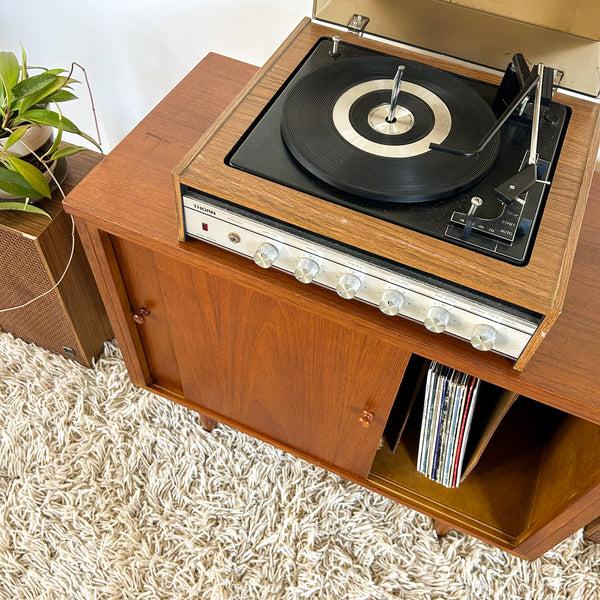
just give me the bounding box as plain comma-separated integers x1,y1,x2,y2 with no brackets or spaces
281,56,500,203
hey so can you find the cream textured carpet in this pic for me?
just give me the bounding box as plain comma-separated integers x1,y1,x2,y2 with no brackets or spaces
1,332,599,600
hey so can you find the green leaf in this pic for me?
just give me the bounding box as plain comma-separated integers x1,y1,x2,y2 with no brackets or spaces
11,73,60,104
50,145,88,160
46,123,63,157
17,76,69,113
0,200,50,217
0,70,12,117
16,108,102,151
20,44,27,79
48,90,78,103
2,125,30,150
16,107,79,132
0,165,40,197
0,51,20,89
70,129,102,152
0,51,18,110
3,155,51,197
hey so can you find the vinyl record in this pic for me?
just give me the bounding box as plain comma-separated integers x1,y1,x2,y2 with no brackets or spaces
281,56,500,202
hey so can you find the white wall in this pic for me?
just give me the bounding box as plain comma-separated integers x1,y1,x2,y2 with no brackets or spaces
0,0,313,152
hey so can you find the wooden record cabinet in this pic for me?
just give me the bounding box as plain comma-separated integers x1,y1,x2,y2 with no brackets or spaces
63,53,600,560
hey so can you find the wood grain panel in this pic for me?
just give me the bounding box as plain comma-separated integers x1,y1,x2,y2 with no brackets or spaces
110,237,183,395
74,221,151,387
64,55,258,255
155,250,410,478
515,413,600,555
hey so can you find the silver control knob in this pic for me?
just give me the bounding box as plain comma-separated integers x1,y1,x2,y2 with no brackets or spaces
378,290,405,316
253,243,279,268
294,258,319,284
336,273,361,299
424,306,450,333
471,324,497,351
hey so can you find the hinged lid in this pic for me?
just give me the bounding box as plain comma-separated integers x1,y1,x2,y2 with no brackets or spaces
313,0,600,96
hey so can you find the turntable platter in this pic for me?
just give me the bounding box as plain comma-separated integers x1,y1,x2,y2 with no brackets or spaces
281,56,500,202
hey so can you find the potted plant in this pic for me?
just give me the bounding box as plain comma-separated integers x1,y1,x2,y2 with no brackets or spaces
0,46,101,216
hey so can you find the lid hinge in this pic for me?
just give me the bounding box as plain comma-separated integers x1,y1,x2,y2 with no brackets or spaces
347,14,370,35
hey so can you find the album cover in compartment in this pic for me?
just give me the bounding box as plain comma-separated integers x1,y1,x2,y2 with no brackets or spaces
383,359,521,488
416,363,482,487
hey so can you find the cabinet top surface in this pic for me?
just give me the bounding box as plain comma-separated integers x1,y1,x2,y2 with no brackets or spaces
63,52,600,422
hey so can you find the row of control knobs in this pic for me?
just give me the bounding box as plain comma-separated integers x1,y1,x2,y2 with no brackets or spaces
253,242,497,351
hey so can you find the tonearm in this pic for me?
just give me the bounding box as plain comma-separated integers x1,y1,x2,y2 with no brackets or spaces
430,56,554,205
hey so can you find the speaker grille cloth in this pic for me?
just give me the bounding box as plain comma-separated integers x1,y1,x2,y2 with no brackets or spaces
0,228,82,360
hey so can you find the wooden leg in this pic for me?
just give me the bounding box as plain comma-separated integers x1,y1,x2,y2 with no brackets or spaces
433,518,454,537
584,516,600,543
199,414,218,432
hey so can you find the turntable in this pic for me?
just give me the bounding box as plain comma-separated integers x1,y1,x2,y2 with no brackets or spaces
174,1,600,370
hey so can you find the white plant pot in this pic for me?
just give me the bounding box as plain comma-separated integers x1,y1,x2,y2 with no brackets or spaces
0,125,53,157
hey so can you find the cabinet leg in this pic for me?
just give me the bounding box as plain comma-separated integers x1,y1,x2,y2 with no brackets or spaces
199,414,218,432
584,516,600,543
433,519,454,537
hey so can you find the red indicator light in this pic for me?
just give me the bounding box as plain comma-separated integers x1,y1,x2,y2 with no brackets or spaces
202,223,209,231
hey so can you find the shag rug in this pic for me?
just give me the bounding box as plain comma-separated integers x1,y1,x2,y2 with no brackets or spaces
0,332,599,600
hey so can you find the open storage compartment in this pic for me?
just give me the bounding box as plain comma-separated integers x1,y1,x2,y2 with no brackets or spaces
369,355,600,552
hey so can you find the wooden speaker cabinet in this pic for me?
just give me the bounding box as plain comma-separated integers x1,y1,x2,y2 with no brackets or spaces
0,153,112,366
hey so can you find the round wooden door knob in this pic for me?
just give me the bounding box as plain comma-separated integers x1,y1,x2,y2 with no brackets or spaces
133,306,150,324
359,409,374,427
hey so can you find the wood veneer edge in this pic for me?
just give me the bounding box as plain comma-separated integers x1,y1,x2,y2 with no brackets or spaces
75,221,151,387
513,310,560,370
550,110,600,312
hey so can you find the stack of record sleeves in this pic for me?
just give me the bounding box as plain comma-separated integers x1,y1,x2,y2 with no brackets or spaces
417,362,480,488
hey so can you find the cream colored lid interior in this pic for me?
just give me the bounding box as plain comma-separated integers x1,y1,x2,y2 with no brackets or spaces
313,0,600,96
